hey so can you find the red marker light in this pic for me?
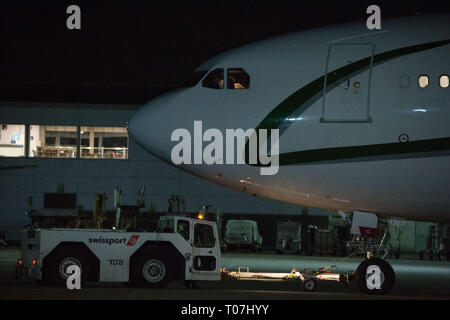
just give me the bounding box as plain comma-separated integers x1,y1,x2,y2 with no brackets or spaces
32,259,37,265
18,259,23,265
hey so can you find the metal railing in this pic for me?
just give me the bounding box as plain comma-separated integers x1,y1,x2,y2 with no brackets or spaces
81,146,128,159
36,146,77,158
34,146,128,159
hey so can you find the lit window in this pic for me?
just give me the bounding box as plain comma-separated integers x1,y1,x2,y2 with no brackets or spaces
418,75,429,88
81,127,128,159
440,75,449,88
202,68,224,89
227,68,250,89
0,124,25,157
29,125,77,158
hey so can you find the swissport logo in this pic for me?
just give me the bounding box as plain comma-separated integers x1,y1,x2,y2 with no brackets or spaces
126,235,140,246
88,235,139,246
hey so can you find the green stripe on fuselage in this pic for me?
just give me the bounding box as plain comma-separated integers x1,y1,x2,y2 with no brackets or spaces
246,39,450,166
280,137,450,165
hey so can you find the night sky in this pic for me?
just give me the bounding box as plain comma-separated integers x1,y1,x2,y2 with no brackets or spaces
1,0,449,104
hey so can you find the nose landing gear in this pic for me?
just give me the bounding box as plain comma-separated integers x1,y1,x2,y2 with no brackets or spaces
355,258,396,295
349,212,396,295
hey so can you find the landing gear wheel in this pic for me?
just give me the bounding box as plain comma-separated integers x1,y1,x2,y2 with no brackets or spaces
130,249,174,288
302,278,317,292
355,258,395,295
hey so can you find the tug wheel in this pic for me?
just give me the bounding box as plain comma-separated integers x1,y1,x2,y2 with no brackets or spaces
130,248,174,288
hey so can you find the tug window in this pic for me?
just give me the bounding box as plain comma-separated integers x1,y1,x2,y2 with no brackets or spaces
202,68,224,89
418,75,429,88
227,68,250,89
194,224,215,248
177,220,190,241
440,75,449,88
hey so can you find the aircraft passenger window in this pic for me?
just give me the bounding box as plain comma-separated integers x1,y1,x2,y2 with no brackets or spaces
418,75,429,88
202,68,224,89
440,75,449,88
227,68,250,89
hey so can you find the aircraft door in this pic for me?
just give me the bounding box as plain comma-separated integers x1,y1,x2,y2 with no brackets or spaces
322,43,374,122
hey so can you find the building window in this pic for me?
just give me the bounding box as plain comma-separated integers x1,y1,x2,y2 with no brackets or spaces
81,126,128,159
0,124,25,157
29,125,77,158
227,68,250,89
418,75,429,88
202,68,224,89
440,75,449,88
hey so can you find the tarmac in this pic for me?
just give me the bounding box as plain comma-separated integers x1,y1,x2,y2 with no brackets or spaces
0,247,449,300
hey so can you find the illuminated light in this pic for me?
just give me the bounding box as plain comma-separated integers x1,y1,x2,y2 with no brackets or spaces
285,117,304,121
440,75,449,88
418,75,429,88
197,213,204,220
32,259,37,265
331,197,351,203
239,179,253,185
413,108,427,112
18,259,23,265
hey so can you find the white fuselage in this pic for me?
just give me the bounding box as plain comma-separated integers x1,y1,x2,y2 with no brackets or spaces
128,15,450,222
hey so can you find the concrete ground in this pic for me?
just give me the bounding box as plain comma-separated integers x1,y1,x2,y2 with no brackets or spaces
1,247,449,300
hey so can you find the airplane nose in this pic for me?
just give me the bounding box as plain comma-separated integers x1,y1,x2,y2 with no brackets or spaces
128,96,167,160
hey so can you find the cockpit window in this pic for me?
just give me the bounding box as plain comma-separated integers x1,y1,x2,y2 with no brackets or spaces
227,68,250,89
179,70,208,88
202,68,224,89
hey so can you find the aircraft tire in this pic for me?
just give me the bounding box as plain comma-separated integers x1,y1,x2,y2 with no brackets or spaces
355,258,395,295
